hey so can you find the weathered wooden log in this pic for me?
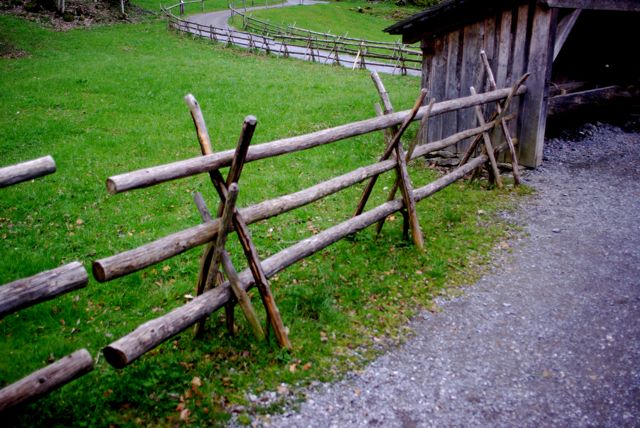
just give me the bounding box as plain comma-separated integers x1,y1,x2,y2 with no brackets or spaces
370,71,394,114
353,89,427,217
547,85,639,116
106,86,527,194
193,193,264,340
394,137,424,249
480,50,522,185
185,97,252,335
93,118,513,283
220,251,265,340
367,82,425,248
185,95,290,348
194,184,239,336
0,349,93,413
0,262,88,319
202,184,238,293
0,156,56,188
102,155,488,368
470,86,503,188
377,98,435,234
460,73,529,167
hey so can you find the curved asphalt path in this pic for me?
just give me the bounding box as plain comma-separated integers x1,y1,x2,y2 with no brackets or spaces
185,1,420,76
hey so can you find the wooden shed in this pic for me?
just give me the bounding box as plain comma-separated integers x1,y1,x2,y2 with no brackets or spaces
385,0,640,167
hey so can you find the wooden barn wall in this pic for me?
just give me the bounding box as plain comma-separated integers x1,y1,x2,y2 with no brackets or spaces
421,1,557,167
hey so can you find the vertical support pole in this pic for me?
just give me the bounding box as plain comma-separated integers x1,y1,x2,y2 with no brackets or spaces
377,98,435,235
518,5,557,167
184,95,291,349
480,50,522,185
470,86,503,188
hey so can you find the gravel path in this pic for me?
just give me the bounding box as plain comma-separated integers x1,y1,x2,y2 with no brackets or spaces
260,123,640,427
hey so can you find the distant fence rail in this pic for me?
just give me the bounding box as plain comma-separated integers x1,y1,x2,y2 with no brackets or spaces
161,1,421,75
230,4,422,74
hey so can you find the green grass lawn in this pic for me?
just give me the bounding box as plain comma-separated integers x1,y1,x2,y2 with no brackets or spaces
0,8,523,427
230,0,422,43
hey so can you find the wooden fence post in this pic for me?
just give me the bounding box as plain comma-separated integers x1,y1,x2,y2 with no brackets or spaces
479,50,522,185
184,95,291,349
470,86,503,188
353,88,427,249
193,193,265,340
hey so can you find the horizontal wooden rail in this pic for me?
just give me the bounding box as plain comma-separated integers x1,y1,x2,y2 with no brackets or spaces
102,154,487,368
0,349,94,412
231,5,420,50
0,156,56,188
106,86,525,194
94,114,512,282
0,262,88,319
163,4,421,73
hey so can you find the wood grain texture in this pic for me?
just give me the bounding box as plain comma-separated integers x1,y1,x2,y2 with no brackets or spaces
0,349,93,412
93,109,521,284
0,262,88,318
107,86,524,195
102,155,488,368
518,5,557,167
457,21,485,152
0,156,56,188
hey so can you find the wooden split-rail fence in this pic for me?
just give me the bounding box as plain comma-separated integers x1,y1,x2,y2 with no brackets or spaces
0,157,93,413
230,5,422,75
162,2,420,75
0,58,528,412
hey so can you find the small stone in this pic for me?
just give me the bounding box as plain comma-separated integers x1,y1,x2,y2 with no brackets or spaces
552,228,560,233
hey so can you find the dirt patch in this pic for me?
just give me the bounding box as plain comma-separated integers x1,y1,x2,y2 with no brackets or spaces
0,36,28,58
0,0,153,30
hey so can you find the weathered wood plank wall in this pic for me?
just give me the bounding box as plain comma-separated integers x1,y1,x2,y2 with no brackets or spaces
421,1,558,167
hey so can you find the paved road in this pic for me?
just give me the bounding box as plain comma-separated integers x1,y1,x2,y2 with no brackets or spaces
188,0,326,29
184,1,420,76
260,124,640,427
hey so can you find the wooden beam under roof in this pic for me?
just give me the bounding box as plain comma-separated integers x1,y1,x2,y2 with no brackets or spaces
540,0,640,11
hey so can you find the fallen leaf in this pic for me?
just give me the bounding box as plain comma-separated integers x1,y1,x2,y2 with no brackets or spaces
162,265,170,272
191,376,202,388
302,362,312,371
288,363,297,373
75,218,84,225
179,408,190,422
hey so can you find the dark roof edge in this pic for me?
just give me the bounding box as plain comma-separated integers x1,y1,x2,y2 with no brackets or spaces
384,0,529,42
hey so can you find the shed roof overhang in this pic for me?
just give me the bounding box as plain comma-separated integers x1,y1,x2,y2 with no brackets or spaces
385,0,640,44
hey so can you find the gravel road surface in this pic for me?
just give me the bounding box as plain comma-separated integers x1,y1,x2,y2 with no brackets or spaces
259,123,640,427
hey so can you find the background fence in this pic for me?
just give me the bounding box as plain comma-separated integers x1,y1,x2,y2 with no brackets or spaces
162,1,421,75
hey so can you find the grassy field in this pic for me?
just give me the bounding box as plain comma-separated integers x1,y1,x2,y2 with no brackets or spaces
230,0,422,43
1,3,523,426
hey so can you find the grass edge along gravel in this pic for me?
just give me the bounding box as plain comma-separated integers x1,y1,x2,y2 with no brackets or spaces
0,12,529,427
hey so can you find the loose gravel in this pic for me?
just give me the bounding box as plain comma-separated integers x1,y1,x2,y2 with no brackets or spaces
257,122,640,427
